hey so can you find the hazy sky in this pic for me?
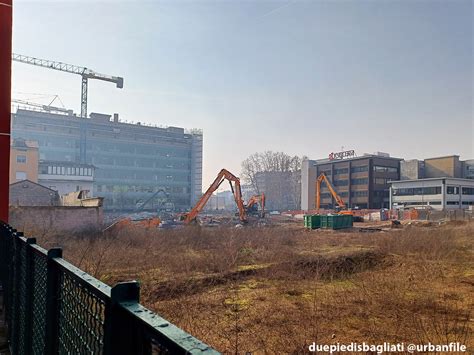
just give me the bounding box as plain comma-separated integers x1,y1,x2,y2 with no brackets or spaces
12,0,473,186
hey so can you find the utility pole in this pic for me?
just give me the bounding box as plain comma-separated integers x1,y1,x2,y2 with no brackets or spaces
0,0,12,222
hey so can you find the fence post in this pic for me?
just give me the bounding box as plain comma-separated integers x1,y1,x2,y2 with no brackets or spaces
44,248,62,355
104,281,140,355
4,226,14,345
10,231,22,353
23,237,36,354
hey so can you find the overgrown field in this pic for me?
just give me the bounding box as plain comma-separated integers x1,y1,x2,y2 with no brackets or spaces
36,221,474,353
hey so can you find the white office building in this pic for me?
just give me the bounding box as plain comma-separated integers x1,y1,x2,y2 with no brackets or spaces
38,160,95,196
389,177,474,210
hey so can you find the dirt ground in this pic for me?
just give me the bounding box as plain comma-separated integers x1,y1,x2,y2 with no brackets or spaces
36,219,474,354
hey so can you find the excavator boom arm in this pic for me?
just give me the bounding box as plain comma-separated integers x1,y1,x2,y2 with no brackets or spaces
315,173,346,212
184,169,247,224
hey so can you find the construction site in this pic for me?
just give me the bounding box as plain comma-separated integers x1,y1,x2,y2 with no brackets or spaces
32,206,474,353
4,46,474,355
1,1,473,354
13,162,474,353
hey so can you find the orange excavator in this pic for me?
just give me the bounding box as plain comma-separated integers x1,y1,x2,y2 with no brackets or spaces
103,216,161,233
182,169,247,224
245,193,265,218
315,173,353,216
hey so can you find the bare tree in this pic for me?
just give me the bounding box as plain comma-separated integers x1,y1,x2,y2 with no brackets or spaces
241,152,305,210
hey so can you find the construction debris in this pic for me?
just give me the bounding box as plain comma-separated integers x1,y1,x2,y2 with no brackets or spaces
61,190,103,207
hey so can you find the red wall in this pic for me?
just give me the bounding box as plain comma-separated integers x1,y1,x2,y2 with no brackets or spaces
0,0,12,222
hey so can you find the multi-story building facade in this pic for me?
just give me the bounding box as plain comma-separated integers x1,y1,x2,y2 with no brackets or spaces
11,108,203,211
256,171,300,211
301,153,401,210
9,138,39,183
401,155,474,180
389,178,474,210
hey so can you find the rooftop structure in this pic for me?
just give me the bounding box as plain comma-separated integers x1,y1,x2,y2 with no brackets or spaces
400,155,473,181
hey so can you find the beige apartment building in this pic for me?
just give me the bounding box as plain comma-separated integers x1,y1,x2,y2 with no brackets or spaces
9,138,39,183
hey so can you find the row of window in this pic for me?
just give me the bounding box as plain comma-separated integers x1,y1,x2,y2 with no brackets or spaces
91,155,190,168
96,185,189,194
90,142,191,157
461,187,474,195
13,131,194,158
393,186,474,196
322,166,398,174
351,178,368,185
400,202,440,206
447,187,474,195
334,168,348,175
321,192,349,199
351,191,368,197
40,166,94,177
351,166,368,173
374,166,398,173
95,170,190,182
333,180,348,186
327,178,370,186
393,187,442,196
320,190,369,198
16,123,191,148
445,201,474,205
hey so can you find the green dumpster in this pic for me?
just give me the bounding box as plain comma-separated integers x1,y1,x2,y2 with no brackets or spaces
304,214,321,229
320,215,353,230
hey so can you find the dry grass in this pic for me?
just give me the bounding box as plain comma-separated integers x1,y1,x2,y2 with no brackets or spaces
35,221,474,353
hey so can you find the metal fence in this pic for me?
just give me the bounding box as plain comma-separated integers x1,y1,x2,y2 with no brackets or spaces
0,222,219,355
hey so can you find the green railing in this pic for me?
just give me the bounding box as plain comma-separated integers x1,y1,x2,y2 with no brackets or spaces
0,222,219,355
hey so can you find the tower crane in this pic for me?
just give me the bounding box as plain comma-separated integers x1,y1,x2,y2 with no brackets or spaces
12,53,123,118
